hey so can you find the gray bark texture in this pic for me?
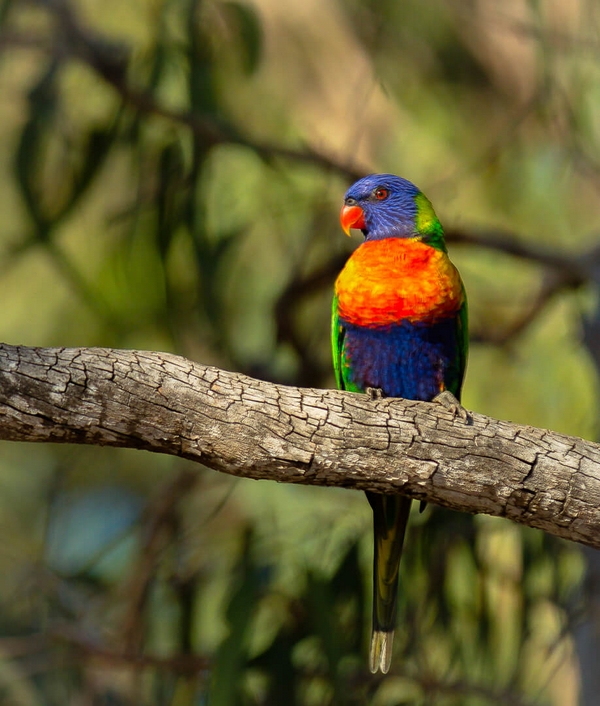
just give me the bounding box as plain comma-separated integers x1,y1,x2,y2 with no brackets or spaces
0,343,598,548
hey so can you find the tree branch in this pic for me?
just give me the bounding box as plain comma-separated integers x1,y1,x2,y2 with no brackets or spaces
0,343,598,548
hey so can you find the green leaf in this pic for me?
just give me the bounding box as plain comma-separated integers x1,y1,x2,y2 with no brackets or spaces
58,122,120,222
188,0,219,116
14,63,58,236
157,141,188,258
222,1,263,75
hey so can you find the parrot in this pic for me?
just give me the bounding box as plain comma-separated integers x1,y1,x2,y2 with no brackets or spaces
331,174,468,674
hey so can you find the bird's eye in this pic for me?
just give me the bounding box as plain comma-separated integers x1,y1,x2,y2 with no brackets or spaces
374,188,389,200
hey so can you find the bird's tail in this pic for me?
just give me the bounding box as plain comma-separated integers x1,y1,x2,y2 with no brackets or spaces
366,492,412,674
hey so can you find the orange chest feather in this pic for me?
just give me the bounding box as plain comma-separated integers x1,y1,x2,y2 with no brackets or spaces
335,238,463,326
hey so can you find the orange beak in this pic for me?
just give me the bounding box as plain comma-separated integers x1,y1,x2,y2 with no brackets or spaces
340,204,366,236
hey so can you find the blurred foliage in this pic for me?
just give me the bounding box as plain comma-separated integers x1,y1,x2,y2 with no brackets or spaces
0,0,598,703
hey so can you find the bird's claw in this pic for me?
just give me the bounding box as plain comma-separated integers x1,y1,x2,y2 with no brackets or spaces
433,390,471,423
366,387,384,401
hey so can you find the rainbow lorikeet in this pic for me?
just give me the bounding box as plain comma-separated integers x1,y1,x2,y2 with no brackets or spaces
331,174,468,674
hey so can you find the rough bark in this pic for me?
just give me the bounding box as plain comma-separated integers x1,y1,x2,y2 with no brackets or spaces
0,343,598,548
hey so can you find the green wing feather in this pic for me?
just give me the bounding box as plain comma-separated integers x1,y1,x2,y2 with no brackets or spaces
331,293,362,393
448,287,469,398
331,294,343,390
457,291,469,396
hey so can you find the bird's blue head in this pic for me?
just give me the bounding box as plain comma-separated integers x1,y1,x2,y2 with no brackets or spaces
340,173,444,247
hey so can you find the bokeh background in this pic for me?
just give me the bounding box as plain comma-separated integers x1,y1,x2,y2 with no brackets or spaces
0,0,598,703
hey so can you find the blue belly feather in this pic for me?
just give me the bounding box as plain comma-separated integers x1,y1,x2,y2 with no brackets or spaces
340,317,463,401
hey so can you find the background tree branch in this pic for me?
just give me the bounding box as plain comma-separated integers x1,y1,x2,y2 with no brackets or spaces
1,343,598,550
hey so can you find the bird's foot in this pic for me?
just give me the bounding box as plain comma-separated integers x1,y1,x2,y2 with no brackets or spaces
433,390,471,423
366,387,384,401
